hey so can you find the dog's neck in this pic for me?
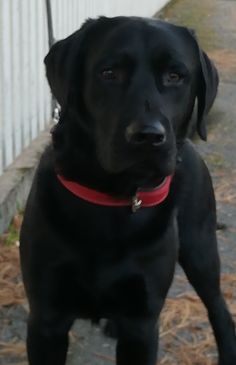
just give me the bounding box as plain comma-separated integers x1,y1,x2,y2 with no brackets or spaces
54,151,165,198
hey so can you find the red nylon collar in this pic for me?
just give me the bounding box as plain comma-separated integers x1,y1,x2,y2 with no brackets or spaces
57,174,172,212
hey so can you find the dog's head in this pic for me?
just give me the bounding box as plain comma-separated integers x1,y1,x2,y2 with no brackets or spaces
45,17,218,186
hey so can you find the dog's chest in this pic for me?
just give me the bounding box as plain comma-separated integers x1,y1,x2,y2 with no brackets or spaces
63,252,162,319
68,202,174,244
57,209,178,319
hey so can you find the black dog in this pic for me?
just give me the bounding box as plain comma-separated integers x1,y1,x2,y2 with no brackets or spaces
20,17,236,365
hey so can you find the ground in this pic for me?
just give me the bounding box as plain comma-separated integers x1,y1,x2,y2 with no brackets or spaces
0,0,236,364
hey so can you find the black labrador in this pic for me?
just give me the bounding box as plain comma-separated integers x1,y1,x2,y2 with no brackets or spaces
20,17,236,365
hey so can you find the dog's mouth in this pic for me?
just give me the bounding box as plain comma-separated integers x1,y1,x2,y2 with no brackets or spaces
106,153,176,178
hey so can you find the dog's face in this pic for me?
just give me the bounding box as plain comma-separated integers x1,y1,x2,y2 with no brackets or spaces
45,17,218,183
82,19,200,177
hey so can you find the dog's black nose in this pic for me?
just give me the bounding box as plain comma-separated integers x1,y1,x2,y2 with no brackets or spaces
126,121,166,147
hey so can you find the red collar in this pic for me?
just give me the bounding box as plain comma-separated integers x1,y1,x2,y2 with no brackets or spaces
57,174,173,212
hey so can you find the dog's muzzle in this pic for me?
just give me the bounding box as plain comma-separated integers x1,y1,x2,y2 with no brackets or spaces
125,120,166,147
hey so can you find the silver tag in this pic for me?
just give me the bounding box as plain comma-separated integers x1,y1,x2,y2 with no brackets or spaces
132,195,142,213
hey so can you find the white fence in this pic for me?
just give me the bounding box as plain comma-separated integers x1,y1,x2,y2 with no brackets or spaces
0,0,169,175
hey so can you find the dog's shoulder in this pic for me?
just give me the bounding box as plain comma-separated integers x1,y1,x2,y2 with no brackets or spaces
36,143,55,178
174,139,215,210
181,140,210,175
26,144,55,206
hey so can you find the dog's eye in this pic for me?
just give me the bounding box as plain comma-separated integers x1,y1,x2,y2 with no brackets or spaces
163,72,183,86
100,68,125,83
169,73,181,82
101,69,117,80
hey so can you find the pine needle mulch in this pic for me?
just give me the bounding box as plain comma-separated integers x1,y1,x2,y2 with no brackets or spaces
159,274,236,365
0,245,25,307
0,215,236,364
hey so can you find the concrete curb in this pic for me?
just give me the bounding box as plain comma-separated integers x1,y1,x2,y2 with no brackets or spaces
0,130,50,234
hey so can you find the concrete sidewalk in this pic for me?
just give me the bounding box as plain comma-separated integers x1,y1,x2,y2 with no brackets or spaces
67,1,236,364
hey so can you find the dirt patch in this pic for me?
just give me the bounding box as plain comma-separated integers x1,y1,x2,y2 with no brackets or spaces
214,170,236,205
0,247,24,307
157,0,219,51
208,49,236,77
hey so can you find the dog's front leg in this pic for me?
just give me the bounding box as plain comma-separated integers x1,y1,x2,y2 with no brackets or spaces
26,313,74,365
115,316,158,365
116,240,175,365
114,220,178,365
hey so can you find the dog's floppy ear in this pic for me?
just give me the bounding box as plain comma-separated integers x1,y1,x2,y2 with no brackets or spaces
44,18,97,107
197,49,219,141
185,28,218,141
185,28,219,139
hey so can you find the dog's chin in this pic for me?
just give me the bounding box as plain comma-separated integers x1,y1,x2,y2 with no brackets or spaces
100,157,176,187
126,163,175,188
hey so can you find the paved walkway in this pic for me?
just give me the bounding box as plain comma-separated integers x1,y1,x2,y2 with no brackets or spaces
67,1,236,364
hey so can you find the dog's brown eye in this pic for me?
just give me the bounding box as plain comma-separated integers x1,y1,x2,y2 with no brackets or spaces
169,73,180,82
163,72,183,86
